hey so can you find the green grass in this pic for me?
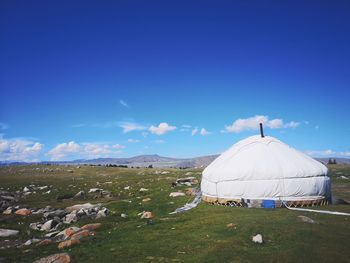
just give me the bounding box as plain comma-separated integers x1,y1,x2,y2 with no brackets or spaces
0,165,350,263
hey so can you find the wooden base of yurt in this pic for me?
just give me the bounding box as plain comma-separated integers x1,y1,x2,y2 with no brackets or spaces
202,195,329,208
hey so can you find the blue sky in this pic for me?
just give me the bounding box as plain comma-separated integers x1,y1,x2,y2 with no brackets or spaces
0,0,349,161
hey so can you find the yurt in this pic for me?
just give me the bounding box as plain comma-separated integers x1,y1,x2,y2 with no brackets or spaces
201,125,331,208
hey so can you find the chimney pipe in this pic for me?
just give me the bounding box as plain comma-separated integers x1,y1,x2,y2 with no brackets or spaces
259,123,265,138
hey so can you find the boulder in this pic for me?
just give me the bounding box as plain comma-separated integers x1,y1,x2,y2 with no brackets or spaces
124,186,130,190
96,208,109,219
23,187,30,192
65,203,98,213
29,222,41,231
88,188,103,193
142,198,151,202
169,192,186,197
121,213,127,218
15,208,32,216
0,228,19,237
139,188,148,192
298,215,318,224
58,239,80,249
24,238,41,246
70,229,94,240
81,223,101,231
33,253,71,263
56,227,81,240
41,219,59,232
140,211,154,219
36,239,53,246
44,209,67,220
74,191,85,198
252,234,263,244
3,206,13,214
63,211,78,224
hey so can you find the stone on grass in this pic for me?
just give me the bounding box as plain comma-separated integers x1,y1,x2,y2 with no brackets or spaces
139,188,148,192
3,207,13,215
252,234,263,244
142,198,151,202
24,238,41,246
169,192,185,197
298,215,318,224
63,211,78,224
0,228,19,237
33,253,71,263
226,223,237,229
58,239,80,249
124,186,130,190
65,203,98,213
15,208,32,216
74,191,85,198
70,229,95,240
140,211,154,219
88,188,103,193
96,208,109,219
37,239,53,246
81,223,102,231
23,187,30,192
41,220,55,232
121,213,127,218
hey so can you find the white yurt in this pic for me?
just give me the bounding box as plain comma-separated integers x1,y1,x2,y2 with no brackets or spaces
201,126,331,207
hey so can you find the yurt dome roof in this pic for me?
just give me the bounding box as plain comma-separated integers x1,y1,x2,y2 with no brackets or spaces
201,134,331,203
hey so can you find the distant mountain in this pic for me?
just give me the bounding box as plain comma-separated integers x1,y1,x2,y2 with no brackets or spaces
1,155,349,168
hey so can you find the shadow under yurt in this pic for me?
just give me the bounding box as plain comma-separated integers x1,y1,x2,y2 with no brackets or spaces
201,123,332,208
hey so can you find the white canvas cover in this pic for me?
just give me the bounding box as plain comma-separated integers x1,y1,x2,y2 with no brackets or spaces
201,135,331,201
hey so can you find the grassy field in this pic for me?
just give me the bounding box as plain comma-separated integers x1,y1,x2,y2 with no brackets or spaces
0,164,349,263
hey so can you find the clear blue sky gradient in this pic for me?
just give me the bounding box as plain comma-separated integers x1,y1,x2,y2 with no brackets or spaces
0,0,349,161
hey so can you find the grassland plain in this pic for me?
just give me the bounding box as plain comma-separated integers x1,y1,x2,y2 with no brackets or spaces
0,164,349,263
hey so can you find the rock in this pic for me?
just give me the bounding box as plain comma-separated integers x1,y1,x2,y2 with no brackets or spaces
88,188,103,193
3,207,13,214
67,170,74,173
0,228,19,237
252,234,263,244
58,239,80,249
124,186,130,190
38,186,48,190
226,223,237,229
45,231,60,238
41,219,59,232
33,253,71,263
142,198,151,202
30,222,41,231
56,227,81,240
23,187,30,192
44,209,67,220
121,213,127,218
298,215,318,224
24,238,41,246
185,188,196,196
161,171,169,174
140,211,154,219
23,191,32,196
96,207,109,219
63,211,78,224
15,208,32,216
0,195,16,201
139,188,148,192
169,192,186,197
70,229,94,240
65,203,98,213
36,239,53,246
340,176,349,180
74,190,85,198
81,223,102,231
44,190,51,194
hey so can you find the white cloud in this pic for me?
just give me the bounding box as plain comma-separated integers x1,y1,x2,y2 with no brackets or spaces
0,123,9,130
47,141,125,161
119,122,146,133
224,115,300,133
127,138,140,143
0,137,44,161
284,121,300,128
149,122,177,135
304,149,336,157
119,99,129,108
200,128,212,136
141,131,149,137
154,139,165,144
191,128,198,136
339,152,350,157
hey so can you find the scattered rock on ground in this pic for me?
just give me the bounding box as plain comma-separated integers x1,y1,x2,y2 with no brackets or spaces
142,198,151,202
252,234,263,244
33,253,71,263
140,211,154,219
58,239,80,249
0,228,19,237
226,223,237,229
15,208,32,216
65,203,99,213
298,215,318,224
169,192,186,197
81,223,102,231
